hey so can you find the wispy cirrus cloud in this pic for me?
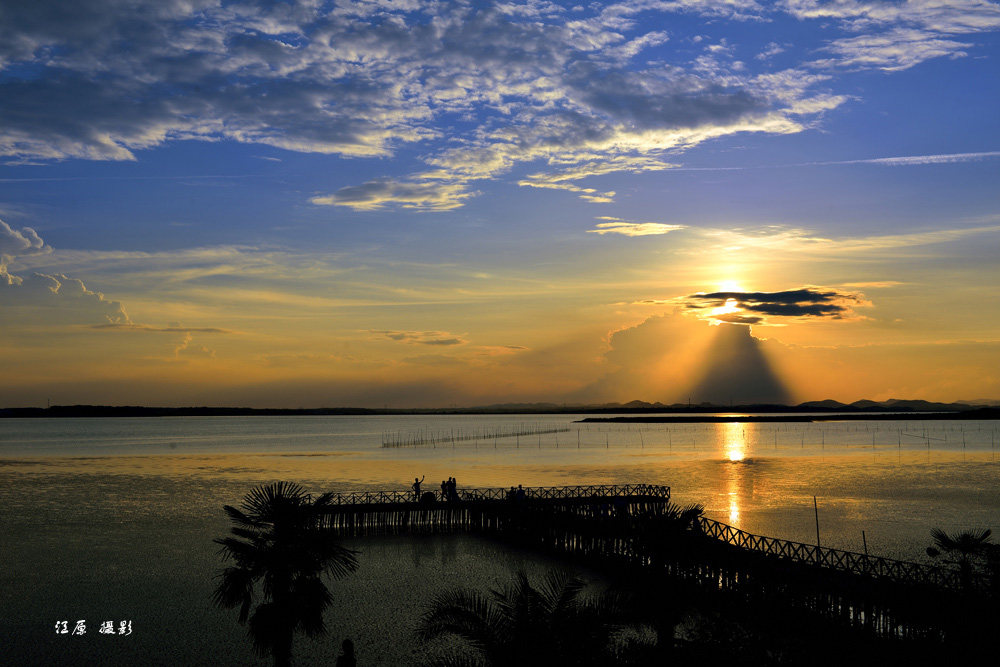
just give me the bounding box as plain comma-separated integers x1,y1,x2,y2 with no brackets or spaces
788,0,1000,71
633,151,1000,173
813,28,973,71
839,281,907,289
691,222,1000,256
369,330,468,346
309,179,478,211
783,0,1000,33
587,217,688,236
798,151,1000,167
517,155,676,202
89,323,233,333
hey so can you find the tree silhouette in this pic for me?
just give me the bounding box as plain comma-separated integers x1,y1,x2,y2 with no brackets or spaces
634,500,705,553
213,482,359,667
416,568,655,667
927,527,993,591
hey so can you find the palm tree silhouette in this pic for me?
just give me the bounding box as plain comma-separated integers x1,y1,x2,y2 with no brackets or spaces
416,568,655,667
633,501,705,555
926,527,993,591
213,482,359,667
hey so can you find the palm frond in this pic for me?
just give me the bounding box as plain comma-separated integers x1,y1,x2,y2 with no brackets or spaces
930,527,993,555
247,601,288,658
585,587,635,627
540,569,587,620
310,492,336,509
289,575,334,637
242,481,307,518
309,539,359,579
679,503,705,526
212,566,256,616
417,589,500,653
223,504,264,529
417,649,489,667
418,568,661,667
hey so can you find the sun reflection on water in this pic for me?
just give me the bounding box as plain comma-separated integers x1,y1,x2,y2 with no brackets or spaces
720,422,749,525
723,422,748,462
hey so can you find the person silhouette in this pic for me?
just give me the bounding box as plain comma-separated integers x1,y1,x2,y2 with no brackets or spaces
412,476,425,501
336,638,356,667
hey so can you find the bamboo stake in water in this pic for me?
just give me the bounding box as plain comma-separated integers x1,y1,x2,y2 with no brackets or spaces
814,496,821,552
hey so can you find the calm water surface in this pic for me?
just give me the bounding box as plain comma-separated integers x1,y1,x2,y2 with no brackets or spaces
2,414,998,665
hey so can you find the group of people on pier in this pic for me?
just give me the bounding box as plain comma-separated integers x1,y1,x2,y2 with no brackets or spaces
506,485,526,501
410,477,529,503
411,475,461,502
439,477,460,501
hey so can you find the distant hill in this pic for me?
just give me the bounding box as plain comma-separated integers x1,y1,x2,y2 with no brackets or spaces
2,398,993,417
880,398,977,411
798,399,848,409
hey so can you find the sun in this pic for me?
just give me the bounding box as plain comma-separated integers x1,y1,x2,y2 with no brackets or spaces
711,297,740,316
706,279,745,324
709,297,741,324
718,280,744,292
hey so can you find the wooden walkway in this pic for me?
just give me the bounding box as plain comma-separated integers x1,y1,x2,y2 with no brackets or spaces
697,517,969,591
315,483,989,643
316,483,671,535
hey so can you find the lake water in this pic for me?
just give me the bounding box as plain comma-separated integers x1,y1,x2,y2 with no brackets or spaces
2,414,998,665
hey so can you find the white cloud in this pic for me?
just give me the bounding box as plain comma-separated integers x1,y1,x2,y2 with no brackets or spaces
783,0,1000,33
815,28,971,71
0,268,131,325
0,218,50,266
174,332,215,359
369,329,468,346
3,0,997,208
0,220,130,325
756,41,786,60
587,218,688,236
310,179,478,211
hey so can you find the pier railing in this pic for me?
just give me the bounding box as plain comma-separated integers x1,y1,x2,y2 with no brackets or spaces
698,516,968,591
305,482,988,640
317,483,670,506
313,486,969,591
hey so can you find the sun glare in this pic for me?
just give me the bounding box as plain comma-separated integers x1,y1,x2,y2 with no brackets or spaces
720,422,748,525
718,280,744,292
723,422,747,462
710,297,741,323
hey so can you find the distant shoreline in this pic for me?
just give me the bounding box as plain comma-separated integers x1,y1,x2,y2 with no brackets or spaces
1,404,998,419
577,408,1000,423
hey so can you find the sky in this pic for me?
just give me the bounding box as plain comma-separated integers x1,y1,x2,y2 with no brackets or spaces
1,0,999,408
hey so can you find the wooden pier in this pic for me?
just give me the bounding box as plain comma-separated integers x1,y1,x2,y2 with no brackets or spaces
316,483,671,535
314,483,993,645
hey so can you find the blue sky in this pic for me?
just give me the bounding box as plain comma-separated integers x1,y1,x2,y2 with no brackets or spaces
2,0,999,407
